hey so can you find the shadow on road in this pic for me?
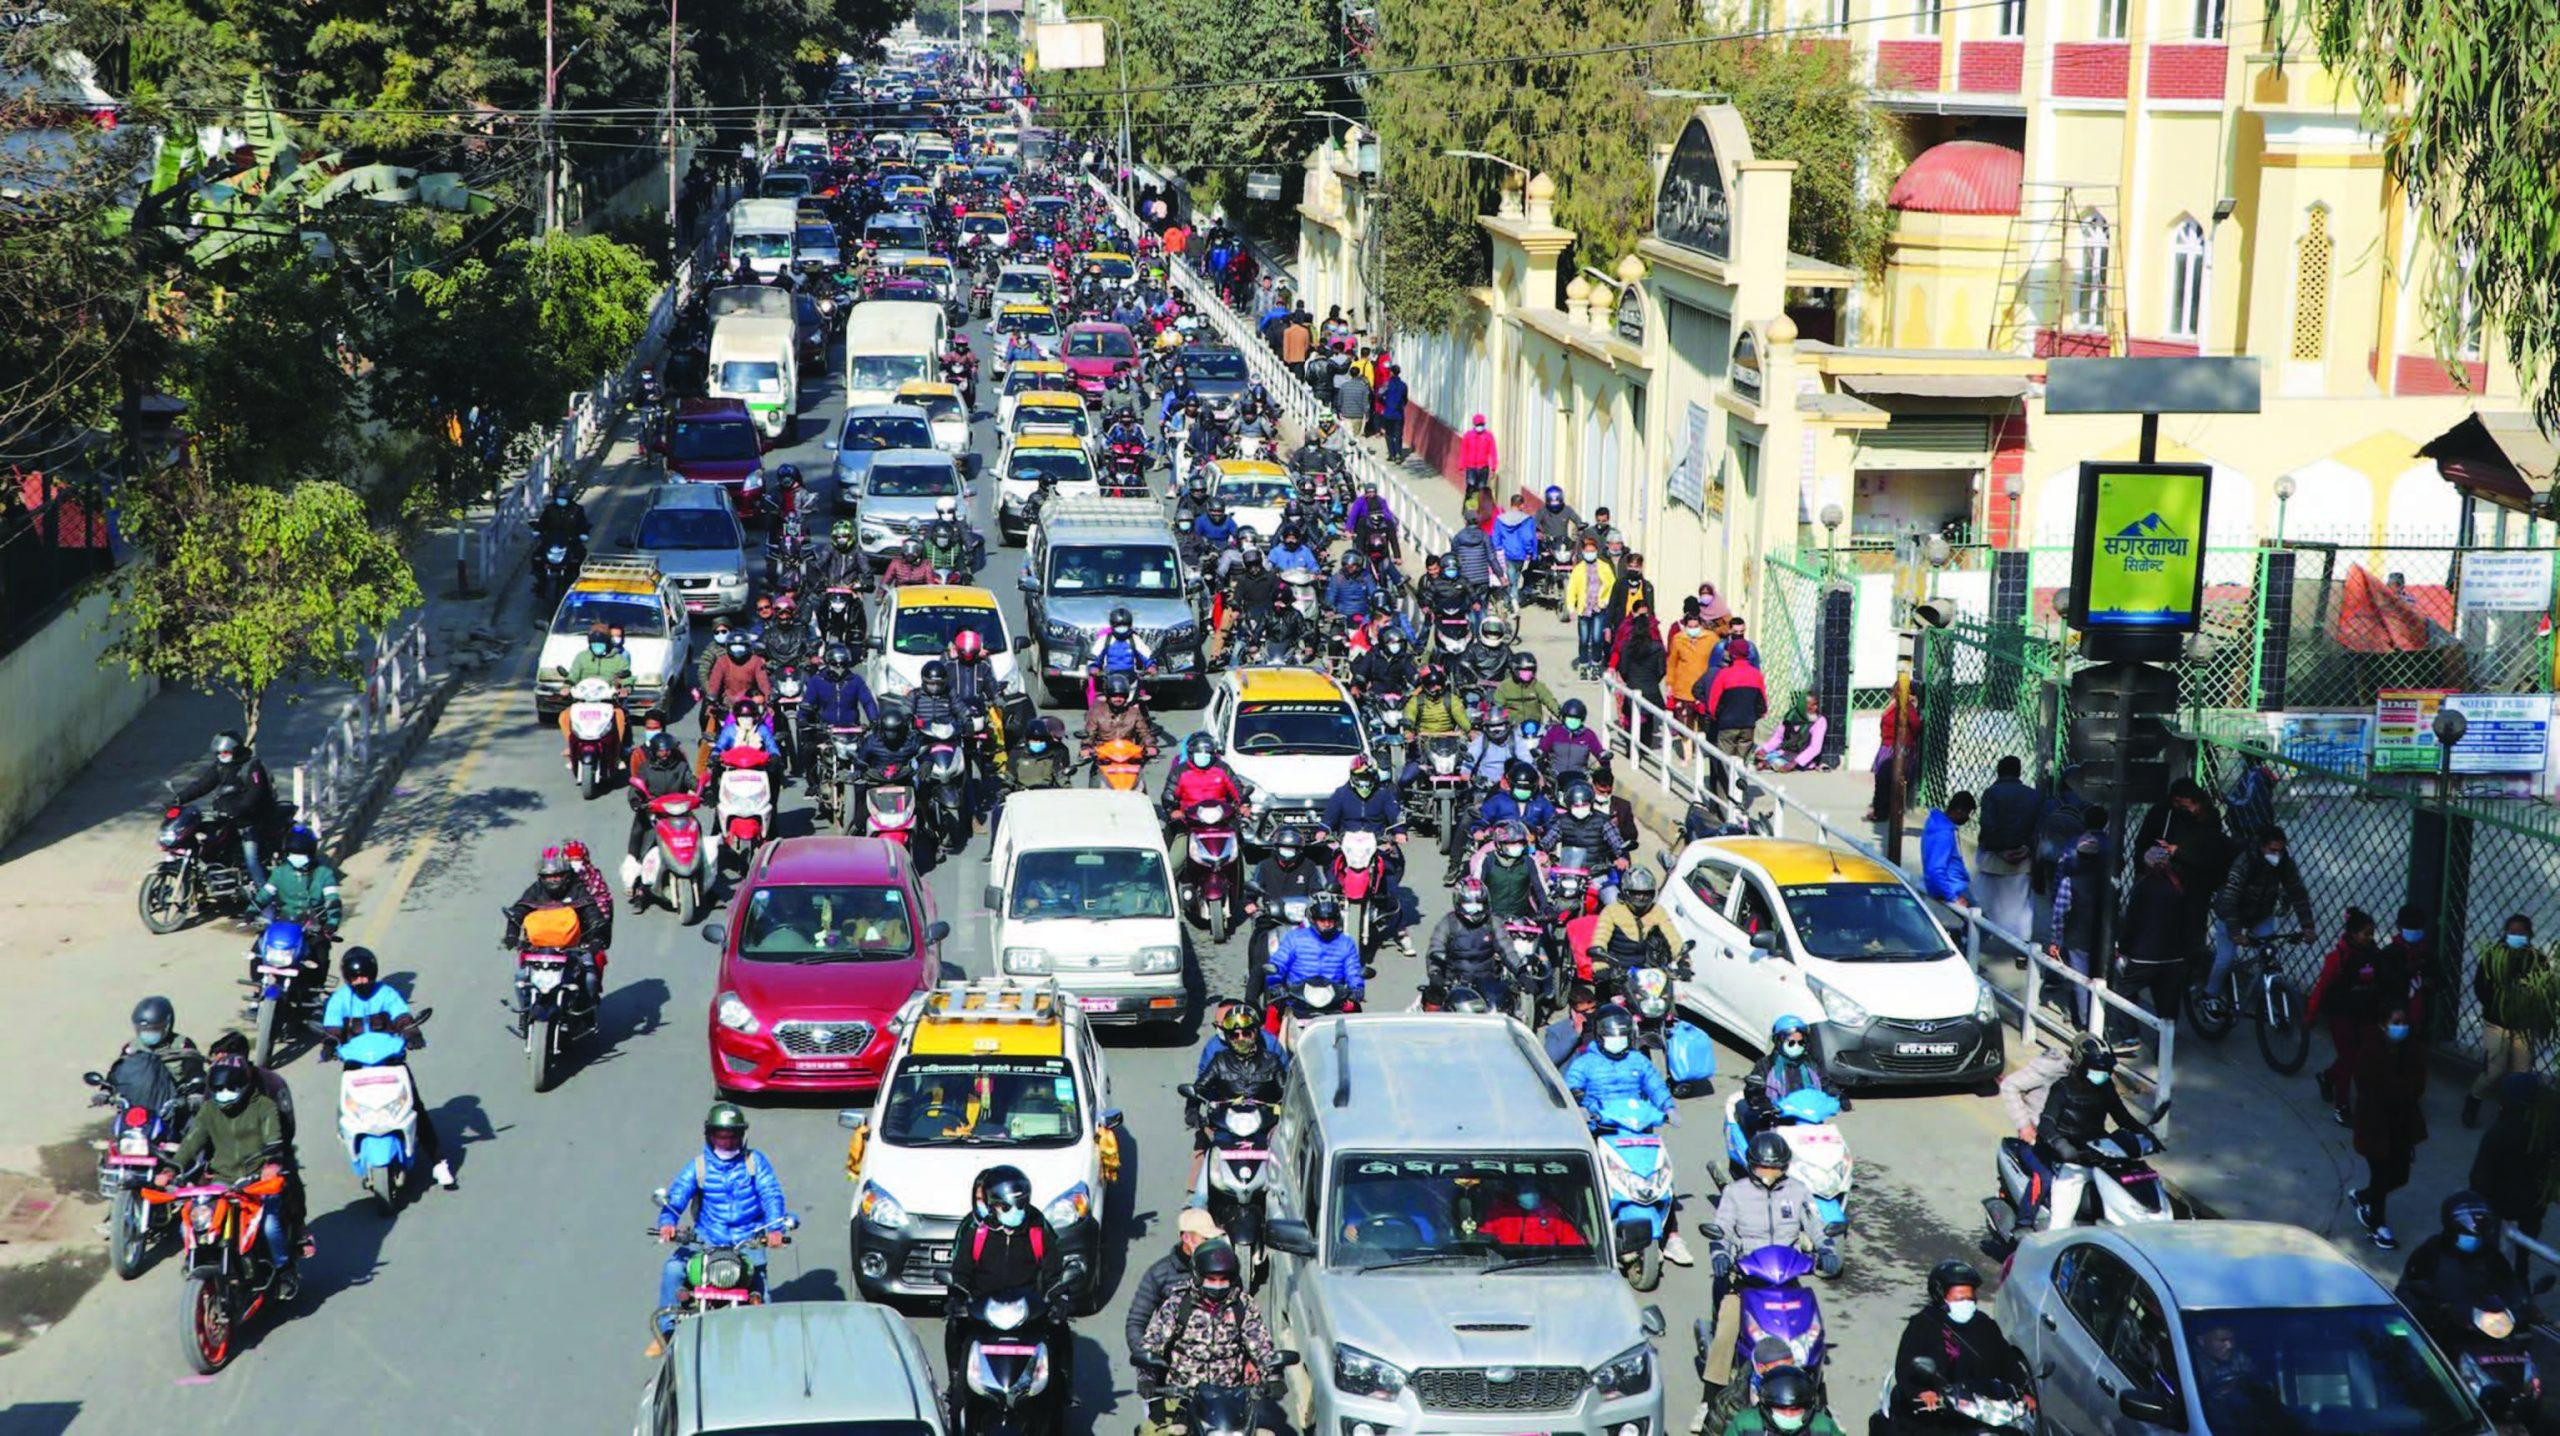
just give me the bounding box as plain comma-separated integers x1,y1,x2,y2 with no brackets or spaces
0,1401,83,1436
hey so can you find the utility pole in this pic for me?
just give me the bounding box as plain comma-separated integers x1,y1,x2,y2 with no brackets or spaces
665,0,680,241
542,0,555,233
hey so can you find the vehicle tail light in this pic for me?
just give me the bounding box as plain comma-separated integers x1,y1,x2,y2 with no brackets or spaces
123,1105,151,1128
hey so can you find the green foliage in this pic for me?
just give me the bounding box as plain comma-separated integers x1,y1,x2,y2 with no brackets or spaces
106,475,422,741
180,258,363,489
1028,0,1329,197
2302,0,2560,428
1372,3,1888,327
518,230,660,394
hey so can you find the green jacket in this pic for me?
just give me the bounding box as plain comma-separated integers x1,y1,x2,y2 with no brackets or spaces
564,646,635,691
1720,1409,1847,1436
259,860,344,929
1492,676,1559,727
1011,747,1071,790
172,1090,287,1184
1405,689,1471,737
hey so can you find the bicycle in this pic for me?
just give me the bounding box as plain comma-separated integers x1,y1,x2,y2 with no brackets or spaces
2184,929,2311,1073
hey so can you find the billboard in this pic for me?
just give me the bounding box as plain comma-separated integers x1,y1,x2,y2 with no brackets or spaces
1035,21,1109,71
2067,460,2212,633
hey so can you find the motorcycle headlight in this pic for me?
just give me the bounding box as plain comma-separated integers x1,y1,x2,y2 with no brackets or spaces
1333,1343,1407,1399
715,991,761,1034
1224,1106,1266,1137
1806,976,1870,1030
702,1250,750,1289
1004,947,1051,975
1591,1342,1654,1398
860,1182,911,1230
1973,980,2000,1026
2476,1306,2519,1340
1137,945,1183,974
985,1296,1031,1332
1044,1181,1091,1226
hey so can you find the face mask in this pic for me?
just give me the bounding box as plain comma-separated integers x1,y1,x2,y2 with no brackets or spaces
1510,786,1535,802
2386,1022,2412,1042
708,1136,743,1160
2263,852,2283,867
2456,1233,2484,1253
729,645,750,660
1027,739,1050,754
2401,928,2424,944
997,1205,1025,1229
1600,1035,1630,1057
214,1085,249,1109
590,641,609,656
2085,1069,2111,1085
1945,1299,1978,1324
1276,848,1300,863
2510,934,2532,950
1781,1040,1805,1059
1459,902,1486,920
1769,1412,1809,1434
1191,752,1212,769
973,1198,991,1219
138,1028,168,1049
1515,670,1534,683
287,854,311,870
1500,844,1525,861
1564,717,1583,732
1580,551,1597,563
1570,802,1592,818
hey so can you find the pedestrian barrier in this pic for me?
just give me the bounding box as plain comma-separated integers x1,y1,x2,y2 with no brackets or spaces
1596,672,2176,1121
289,617,431,842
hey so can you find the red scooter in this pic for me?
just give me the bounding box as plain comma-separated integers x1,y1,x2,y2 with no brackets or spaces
627,790,711,924
1178,799,1243,943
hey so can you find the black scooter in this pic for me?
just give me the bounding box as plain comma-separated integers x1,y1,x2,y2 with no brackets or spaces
1134,1352,1301,1436
951,1284,1072,1436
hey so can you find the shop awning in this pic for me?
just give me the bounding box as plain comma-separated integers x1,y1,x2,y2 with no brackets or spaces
1854,415,1990,470
2421,410,2558,515
1838,374,2033,400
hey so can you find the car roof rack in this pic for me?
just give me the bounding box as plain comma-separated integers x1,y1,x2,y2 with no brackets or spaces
917,977,1060,1023
575,554,663,585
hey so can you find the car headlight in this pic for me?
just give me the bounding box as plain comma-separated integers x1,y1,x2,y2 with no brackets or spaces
1333,1343,1408,1399
1973,979,2000,1025
1043,620,1082,647
1004,947,1050,975
722,572,746,589
859,1182,910,1230
1591,1342,1654,1398
1136,945,1182,974
878,668,913,696
1806,976,1870,1029
715,991,760,1035
1043,1181,1091,1226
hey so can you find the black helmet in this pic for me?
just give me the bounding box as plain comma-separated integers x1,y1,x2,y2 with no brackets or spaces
1928,1258,1984,1302
1620,866,1660,914
2074,1032,2118,1076
704,1101,750,1139
1505,759,1538,791
1746,1129,1793,1176
1110,605,1135,632
340,946,380,986
648,730,680,761
1561,779,1596,811
824,641,854,673
131,995,176,1041
207,1061,255,1108
921,659,950,694
539,850,574,894
981,1163,1033,1215
1273,824,1307,859
1560,697,1588,722
879,709,912,741
1192,1239,1243,1300
902,537,924,560
1308,892,1343,929
2443,1189,2501,1242
1592,1006,1636,1051
1103,671,1135,703
212,730,245,763
1756,1365,1818,1421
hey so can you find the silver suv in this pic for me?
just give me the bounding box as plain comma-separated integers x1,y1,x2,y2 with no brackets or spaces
1262,1015,1668,1436
625,482,749,618
635,1301,945,1434
1018,494,1206,706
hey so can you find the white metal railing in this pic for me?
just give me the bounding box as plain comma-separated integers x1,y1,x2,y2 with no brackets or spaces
2505,1230,2560,1341
1594,671,2177,1122
289,616,431,842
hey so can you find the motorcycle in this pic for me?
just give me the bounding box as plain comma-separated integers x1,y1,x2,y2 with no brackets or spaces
650,1206,798,1335
1547,844,1602,919
814,725,866,834
1333,829,1392,958
1265,975,1359,1046
2430,1297,2545,1435
144,1170,293,1374
1365,693,1407,778
1180,1085,1280,1287
1725,1089,1854,1240
1695,1230,1829,1424
919,718,970,860
1083,734,1151,792
1414,736,1470,858
1178,799,1244,942
816,586,869,656
84,1056,190,1279
714,745,776,874
531,535,585,615
1103,442,1148,497
1600,935,1694,1059
243,917,331,1066
1428,598,1474,663
1137,1360,1299,1436
1869,1369,2038,1435
563,677,625,800
770,670,812,781
628,790,711,924
1524,538,1570,611
325,1007,433,1214
1589,1095,1677,1291
952,1283,1071,1436
511,901,598,1094
1983,1120,2176,1257
1499,918,1556,1026
138,801,262,934
864,764,924,854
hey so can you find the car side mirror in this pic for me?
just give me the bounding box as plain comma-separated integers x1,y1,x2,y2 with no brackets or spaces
837,1111,867,1133
926,920,951,945
1749,931,1779,953
702,923,728,946
1099,1107,1124,1129
1266,1218,1316,1256
1017,569,1038,593
2117,1389,2185,1428
1272,1349,1302,1370
982,884,1003,911
1011,634,1033,652
1640,1304,1667,1338
823,437,839,451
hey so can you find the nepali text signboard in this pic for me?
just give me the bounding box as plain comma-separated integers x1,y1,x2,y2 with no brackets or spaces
1654,115,1732,261
2373,689,2552,775
2456,549,2556,614
2066,460,2212,634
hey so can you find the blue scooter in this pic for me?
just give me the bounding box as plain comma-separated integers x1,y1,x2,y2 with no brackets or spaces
318,1008,432,1215
1588,1095,1677,1291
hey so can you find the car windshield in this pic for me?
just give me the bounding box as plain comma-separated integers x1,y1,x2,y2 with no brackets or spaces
882,1057,1082,1147
716,361,785,396
1780,882,1952,961
962,215,1009,234
1047,543,1179,596
850,354,932,390
996,276,1047,298
868,462,958,498
2182,1307,2476,1435
670,418,760,462
697,1423,935,1436
552,590,665,637
637,508,741,552
737,232,793,258
999,310,1059,337
760,174,811,198
1085,257,1135,279
1217,477,1293,507
1234,701,1364,756
843,416,934,450
1008,848,1174,920
1187,350,1247,381
905,393,964,425
891,605,1004,656
1327,1152,1606,1271
1009,450,1091,484
1013,407,1088,438
736,882,915,959
796,224,837,249
1066,330,1136,359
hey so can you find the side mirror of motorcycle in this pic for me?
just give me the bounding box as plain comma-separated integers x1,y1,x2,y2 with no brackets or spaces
823,438,839,451
1908,1357,1943,1384
926,920,951,945
1639,1305,1667,1338
2116,1390,2184,1427
1696,1220,1727,1243
702,923,729,946
81,1070,105,1089
1265,1218,1317,1257
1175,1082,1198,1101
652,1186,670,1206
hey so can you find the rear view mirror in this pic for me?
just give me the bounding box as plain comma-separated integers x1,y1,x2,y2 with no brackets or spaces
1266,1218,1316,1256
837,1111,866,1132
1011,634,1034,652
2116,1390,2184,1428
1749,931,1779,953
1640,1305,1667,1338
926,920,951,944
702,923,728,946
1017,569,1039,593
82,1070,105,1088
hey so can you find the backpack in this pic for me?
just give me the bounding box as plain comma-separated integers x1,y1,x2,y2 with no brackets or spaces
970,1219,1046,1264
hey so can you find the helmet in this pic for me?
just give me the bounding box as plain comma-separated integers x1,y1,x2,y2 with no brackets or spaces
1543,485,1565,508
832,519,856,546
207,1061,255,1108
648,730,680,761
1103,671,1135,703
901,537,925,561
1772,1013,1810,1042
283,827,319,859
1278,523,1303,547
1561,779,1596,813
560,838,592,868
1273,825,1306,861
935,496,959,522
1513,653,1539,679
131,995,176,1044
920,659,950,695
1192,1240,1243,1301
2074,1032,2118,1075
981,1163,1033,1217
878,709,912,742
1348,755,1379,789
1494,819,1530,857
2443,1189,2501,1244
775,462,803,487
704,1101,750,1141
1560,697,1588,723
953,630,984,661
341,946,380,986
1308,892,1343,930
1745,1129,1793,1175
1505,760,1538,792
824,641,854,673
773,592,797,617
1592,1006,1636,1054
213,730,246,763
1455,877,1488,919
1477,616,1511,647
1109,605,1135,633
953,333,971,350
1756,1366,1818,1423
538,850,573,894
1620,866,1660,913
1216,1003,1261,1039
1928,1258,1984,1302
1185,733,1220,764
1420,664,1447,692
1241,546,1265,568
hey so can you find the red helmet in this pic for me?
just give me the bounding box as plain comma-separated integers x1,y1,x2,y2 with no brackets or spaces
560,838,592,867
953,630,985,661
774,593,797,615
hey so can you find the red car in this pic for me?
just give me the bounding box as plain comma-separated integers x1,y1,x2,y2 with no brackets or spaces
706,837,945,1096
655,398,767,514
1062,321,1139,403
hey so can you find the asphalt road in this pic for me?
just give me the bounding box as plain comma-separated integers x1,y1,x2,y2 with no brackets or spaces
0,301,2010,1436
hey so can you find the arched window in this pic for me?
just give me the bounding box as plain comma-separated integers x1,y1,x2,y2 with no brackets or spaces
2290,205,2332,362
2166,217,2207,340
2070,211,2112,332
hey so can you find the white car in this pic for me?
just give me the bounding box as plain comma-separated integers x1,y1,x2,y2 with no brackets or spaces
1658,836,2004,1090
1207,459,1295,540
864,584,1024,706
1204,667,1370,846
533,556,691,723
988,790,1189,1025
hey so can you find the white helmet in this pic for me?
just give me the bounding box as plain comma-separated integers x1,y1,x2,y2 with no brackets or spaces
935,496,959,522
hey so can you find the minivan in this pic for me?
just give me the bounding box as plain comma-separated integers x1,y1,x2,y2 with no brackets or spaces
842,300,946,410
986,790,1188,1026
728,198,800,279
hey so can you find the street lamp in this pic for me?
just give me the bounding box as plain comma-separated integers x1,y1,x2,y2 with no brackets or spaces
1820,501,1844,581
2273,473,2296,544
2001,472,2024,550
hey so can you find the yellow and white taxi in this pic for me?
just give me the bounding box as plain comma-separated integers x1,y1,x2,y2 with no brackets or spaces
996,433,1099,543
865,584,1024,704
892,378,970,457
996,359,1073,431
1204,667,1370,845
991,303,1060,379
533,555,688,722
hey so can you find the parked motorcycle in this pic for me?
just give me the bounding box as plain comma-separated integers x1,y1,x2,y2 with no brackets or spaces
951,1283,1070,1436
84,1056,190,1279
628,791,711,924
511,901,598,1094
144,1170,293,1373
714,745,776,874
563,677,625,800
138,801,262,934
1178,799,1244,942
324,1007,433,1214
243,917,331,1067
1983,1120,2176,1257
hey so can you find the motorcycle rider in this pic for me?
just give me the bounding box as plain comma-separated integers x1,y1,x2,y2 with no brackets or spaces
159,1056,299,1299
1244,824,1332,993
1349,627,1418,699
923,500,974,579
1323,552,1379,628
2027,1034,2157,1231
1187,1003,1290,1191
1268,521,1323,578
1102,404,1147,457
1740,1014,1836,1140
1888,1261,2032,1435
502,850,609,1003
1136,1243,1283,1427
1230,593,1307,667
1700,1130,1828,1397
712,696,778,758
700,633,773,763
1462,708,1534,790
879,537,938,588
817,518,874,594
904,659,983,819
806,640,880,773
650,1102,790,1358
1539,697,1607,777
851,707,928,824
534,485,592,555
1320,757,1407,881
1087,604,1157,685
318,947,454,1191
1493,653,1560,728
760,594,817,673
944,1164,1067,1415
1475,760,1559,849
171,730,280,890
2395,1190,2541,1338
1191,499,1242,554
1477,819,1552,923
1564,1006,1679,1136
1541,778,1626,885
1128,1207,1226,1395
1397,664,1474,803
257,827,345,940
1426,878,1522,1011
624,731,701,904
1160,733,1247,832
1084,670,1157,759
121,995,207,1101
1534,484,1583,552
1267,892,1365,1008
1413,552,1472,633
1586,866,1677,992
557,623,635,762
1713,1364,1844,1436
1218,549,1280,661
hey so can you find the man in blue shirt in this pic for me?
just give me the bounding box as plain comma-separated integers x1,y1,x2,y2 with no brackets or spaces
1922,791,1976,910
650,1102,791,1357
1267,894,1365,1004
1321,758,1406,882
318,947,455,1191
1191,501,1242,553
1473,760,1558,845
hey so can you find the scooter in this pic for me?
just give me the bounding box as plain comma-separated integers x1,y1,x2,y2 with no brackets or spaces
1725,1089,1853,1241
1181,1085,1280,1287
627,790,711,924
1178,799,1243,942
952,1283,1070,1436
1589,1094,1677,1292
916,719,970,861
564,677,624,800
714,745,776,874
243,917,331,1067
864,766,923,854
1983,1120,2176,1257
1695,1230,1829,1426
325,1008,433,1215
2427,1297,2545,1435
1082,734,1151,792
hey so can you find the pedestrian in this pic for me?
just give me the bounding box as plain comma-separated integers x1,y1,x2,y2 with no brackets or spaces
2349,1002,2428,1249
1565,538,1617,678
1492,492,1539,610
1866,687,1920,824
1332,360,1371,427
1973,755,2043,944
1923,792,1976,909
1280,309,1313,371
1702,615,1759,685
1458,414,1499,497
2045,812,2109,1026
1613,601,1668,746
2469,913,2550,1127
2222,751,2280,846
1665,607,1720,736
1605,551,1656,639
2131,779,2229,983
1702,638,1769,799
1375,365,1410,462
2114,845,2189,1040
2472,1073,2557,1238
2307,907,2396,1127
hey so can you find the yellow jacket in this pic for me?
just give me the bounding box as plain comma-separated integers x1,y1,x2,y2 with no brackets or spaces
1664,626,1718,705
1564,558,1617,618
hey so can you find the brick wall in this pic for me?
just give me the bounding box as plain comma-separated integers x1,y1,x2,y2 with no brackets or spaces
2394,354,2490,396
2145,43,2228,100
2051,42,2129,98
1958,40,2024,93
1987,412,2028,548
1877,39,1944,91
2126,337,2202,357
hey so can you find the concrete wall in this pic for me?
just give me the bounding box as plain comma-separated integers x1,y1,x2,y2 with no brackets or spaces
0,587,155,850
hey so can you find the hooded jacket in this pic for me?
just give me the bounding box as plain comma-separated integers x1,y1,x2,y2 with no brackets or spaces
657,1145,790,1247
1493,509,1539,564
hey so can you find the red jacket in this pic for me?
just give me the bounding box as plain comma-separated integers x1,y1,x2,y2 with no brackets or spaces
1169,763,1245,814
1458,428,1499,470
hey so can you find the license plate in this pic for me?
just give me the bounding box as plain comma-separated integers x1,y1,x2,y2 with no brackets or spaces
1077,997,1117,1013
978,1343,1039,1357
1896,1042,1959,1056
798,1060,852,1071
256,963,298,977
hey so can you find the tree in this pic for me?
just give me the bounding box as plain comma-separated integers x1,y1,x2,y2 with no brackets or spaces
517,230,660,398
105,474,422,743
2302,0,2560,427
179,257,364,489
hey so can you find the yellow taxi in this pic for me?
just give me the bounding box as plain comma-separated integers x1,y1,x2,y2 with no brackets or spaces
866,583,1022,704
997,359,1073,430
892,378,969,456
1079,250,1136,287
992,302,1060,378
841,979,1119,1303
1205,667,1371,843
959,209,1013,252
1659,836,2001,1089
1007,389,1093,455
997,432,1098,543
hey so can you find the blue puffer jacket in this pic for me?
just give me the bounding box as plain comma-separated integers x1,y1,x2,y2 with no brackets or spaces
1563,1047,1673,1113
1269,926,1364,995
658,1146,790,1247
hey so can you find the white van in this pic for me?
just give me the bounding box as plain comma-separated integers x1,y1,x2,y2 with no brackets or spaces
782,128,829,165
707,315,799,441
912,133,955,169
727,197,800,280
986,791,1188,1027
841,300,947,410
